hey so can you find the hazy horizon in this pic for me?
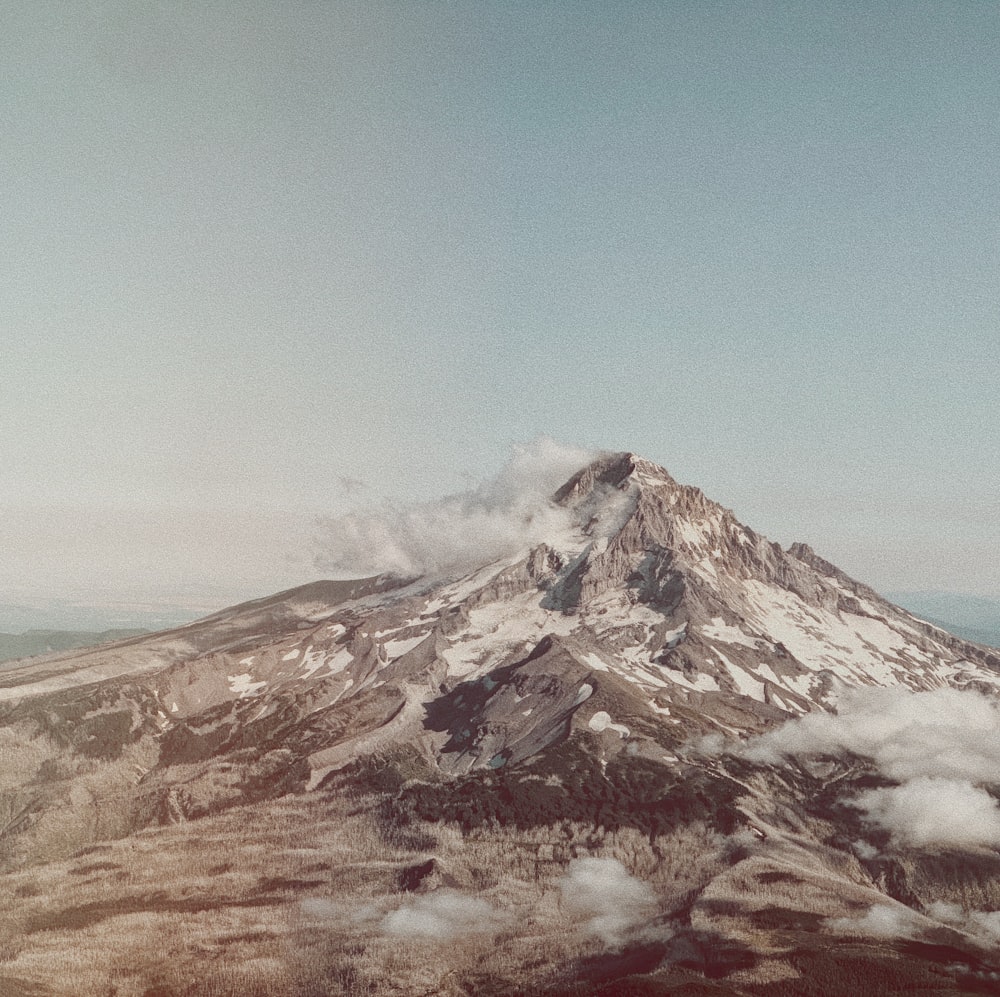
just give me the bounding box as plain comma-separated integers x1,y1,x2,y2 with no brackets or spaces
2,441,999,635
4,2,998,617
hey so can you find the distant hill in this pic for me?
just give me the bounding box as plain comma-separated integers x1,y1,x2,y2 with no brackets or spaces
889,590,1000,648
0,597,225,635
0,628,149,665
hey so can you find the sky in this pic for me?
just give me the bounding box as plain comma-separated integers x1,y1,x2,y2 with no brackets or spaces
2,0,999,626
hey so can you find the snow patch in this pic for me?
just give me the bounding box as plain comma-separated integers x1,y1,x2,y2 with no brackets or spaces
665,670,720,693
700,618,760,648
324,649,353,676
228,673,267,697
716,648,766,701
741,580,935,686
300,645,352,679
589,711,630,738
383,634,428,659
439,591,579,678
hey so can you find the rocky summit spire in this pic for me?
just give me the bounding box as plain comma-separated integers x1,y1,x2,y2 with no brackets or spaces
552,450,679,502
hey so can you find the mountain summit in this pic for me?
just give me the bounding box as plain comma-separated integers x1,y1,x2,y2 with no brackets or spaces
3,453,1000,995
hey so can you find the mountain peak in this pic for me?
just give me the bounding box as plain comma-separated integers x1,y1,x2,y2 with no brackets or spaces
549,451,731,563
552,451,679,504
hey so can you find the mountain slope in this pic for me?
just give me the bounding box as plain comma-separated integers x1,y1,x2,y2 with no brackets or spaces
2,452,1000,996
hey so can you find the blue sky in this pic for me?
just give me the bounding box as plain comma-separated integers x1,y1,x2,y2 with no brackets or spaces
2,1,998,615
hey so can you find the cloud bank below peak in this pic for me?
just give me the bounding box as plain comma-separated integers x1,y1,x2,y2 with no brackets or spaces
313,438,601,579
742,686,1000,848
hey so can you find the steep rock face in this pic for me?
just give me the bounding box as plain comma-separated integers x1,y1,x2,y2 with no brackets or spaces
425,635,597,774
538,452,1000,715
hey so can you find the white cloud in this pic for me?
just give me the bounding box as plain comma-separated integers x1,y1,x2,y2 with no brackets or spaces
742,686,1000,784
380,890,503,940
829,899,1000,944
851,839,879,860
559,857,656,946
314,438,600,578
854,777,1000,849
927,901,1000,944
741,686,1000,848
825,903,919,939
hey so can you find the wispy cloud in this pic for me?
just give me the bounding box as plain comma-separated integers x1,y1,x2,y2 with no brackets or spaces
559,857,657,946
825,903,920,939
380,890,504,940
314,438,599,578
829,899,1000,947
927,901,1000,945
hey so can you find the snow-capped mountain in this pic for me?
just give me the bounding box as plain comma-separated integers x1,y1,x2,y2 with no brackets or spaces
3,452,1000,996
